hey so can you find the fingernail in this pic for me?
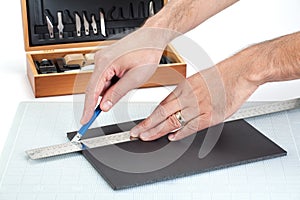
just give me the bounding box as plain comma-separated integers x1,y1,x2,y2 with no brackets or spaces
102,101,113,111
140,132,150,140
168,134,175,141
130,129,139,138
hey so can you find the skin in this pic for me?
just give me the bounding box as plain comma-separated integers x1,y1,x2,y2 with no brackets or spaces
131,31,300,141
81,0,300,141
81,0,238,124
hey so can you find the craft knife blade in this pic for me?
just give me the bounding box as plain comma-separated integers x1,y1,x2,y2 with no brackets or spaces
71,104,102,143
100,10,107,37
91,15,98,34
57,12,64,39
83,13,90,35
75,13,81,37
26,104,104,159
149,1,155,17
45,16,54,38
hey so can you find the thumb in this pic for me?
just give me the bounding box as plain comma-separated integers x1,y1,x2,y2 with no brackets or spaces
100,65,156,111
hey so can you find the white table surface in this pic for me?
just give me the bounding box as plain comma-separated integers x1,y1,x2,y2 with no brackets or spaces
1,0,300,157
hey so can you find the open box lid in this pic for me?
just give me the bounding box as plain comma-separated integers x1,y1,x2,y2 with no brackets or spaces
21,0,166,52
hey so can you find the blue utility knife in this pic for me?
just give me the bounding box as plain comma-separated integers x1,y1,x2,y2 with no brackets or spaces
71,104,102,142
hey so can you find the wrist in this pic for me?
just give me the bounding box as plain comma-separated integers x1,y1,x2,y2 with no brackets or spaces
226,41,280,87
236,44,273,86
239,32,300,85
142,17,181,45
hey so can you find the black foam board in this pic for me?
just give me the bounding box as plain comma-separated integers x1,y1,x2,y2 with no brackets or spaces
67,119,286,190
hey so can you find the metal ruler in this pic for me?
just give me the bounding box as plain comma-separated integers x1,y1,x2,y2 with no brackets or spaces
26,131,136,160
225,98,300,122
26,98,300,160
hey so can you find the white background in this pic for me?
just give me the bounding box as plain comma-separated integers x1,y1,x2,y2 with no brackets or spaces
0,0,299,155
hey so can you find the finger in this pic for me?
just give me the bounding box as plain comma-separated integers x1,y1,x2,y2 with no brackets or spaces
99,80,112,96
160,88,181,105
168,114,211,141
80,68,115,124
100,64,155,111
139,113,182,141
130,98,182,137
139,106,199,141
80,82,103,124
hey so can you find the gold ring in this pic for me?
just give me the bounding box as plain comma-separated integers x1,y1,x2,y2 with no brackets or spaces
174,111,186,127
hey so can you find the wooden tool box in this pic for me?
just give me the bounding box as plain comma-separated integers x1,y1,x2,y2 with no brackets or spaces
21,0,186,97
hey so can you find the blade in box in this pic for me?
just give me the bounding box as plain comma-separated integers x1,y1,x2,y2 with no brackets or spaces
100,10,106,37
57,11,64,39
75,13,81,37
83,13,90,35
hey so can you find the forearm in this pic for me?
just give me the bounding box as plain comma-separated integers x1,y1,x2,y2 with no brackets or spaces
238,31,300,86
117,0,238,57
213,31,300,117
144,0,238,33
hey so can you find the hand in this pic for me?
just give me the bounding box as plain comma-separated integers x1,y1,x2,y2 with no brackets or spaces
130,49,260,141
81,28,178,124
80,0,239,125
130,31,300,141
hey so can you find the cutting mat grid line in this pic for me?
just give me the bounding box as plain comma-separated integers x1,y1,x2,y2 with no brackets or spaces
0,103,30,189
0,102,300,200
285,111,300,163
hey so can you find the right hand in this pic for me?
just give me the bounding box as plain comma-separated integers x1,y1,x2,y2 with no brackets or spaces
81,28,178,124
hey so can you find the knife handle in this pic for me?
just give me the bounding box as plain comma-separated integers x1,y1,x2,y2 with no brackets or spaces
78,105,102,136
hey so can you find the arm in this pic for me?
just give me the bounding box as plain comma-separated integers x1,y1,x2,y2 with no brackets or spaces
144,0,238,33
130,31,300,141
80,0,238,124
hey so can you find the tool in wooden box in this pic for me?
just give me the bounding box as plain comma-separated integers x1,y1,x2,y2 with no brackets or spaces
34,59,57,74
149,1,155,17
34,52,175,74
57,11,64,38
43,10,106,38
91,14,98,34
45,15,54,39
39,0,157,40
82,12,90,36
100,9,107,37
26,98,300,160
27,0,164,47
34,56,81,74
74,12,81,37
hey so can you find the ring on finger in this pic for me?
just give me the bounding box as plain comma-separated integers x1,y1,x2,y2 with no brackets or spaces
174,110,186,127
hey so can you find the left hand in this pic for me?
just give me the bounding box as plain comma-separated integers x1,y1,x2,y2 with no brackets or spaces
130,52,260,141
